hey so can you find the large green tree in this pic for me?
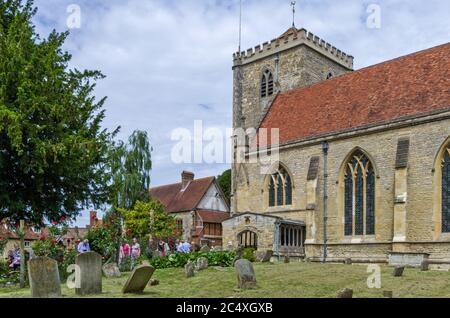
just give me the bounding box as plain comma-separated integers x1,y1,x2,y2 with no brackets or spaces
217,169,231,204
0,0,114,224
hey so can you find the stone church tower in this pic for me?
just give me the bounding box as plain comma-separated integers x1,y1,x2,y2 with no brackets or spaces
231,27,354,212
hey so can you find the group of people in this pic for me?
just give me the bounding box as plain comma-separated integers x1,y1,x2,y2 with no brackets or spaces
119,238,141,264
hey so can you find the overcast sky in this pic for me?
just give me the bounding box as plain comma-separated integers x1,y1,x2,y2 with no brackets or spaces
31,0,450,226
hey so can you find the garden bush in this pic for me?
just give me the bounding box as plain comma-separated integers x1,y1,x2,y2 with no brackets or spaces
149,251,236,269
241,248,257,262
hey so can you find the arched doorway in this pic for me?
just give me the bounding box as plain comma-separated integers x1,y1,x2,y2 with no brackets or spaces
238,230,258,249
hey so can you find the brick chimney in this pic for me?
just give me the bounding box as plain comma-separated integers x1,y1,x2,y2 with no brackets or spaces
90,211,98,227
181,171,195,191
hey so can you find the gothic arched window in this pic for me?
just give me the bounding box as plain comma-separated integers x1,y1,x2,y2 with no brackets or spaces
344,150,375,236
238,230,258,249
268,166,292,207
261,70,274,98
442,146,450,232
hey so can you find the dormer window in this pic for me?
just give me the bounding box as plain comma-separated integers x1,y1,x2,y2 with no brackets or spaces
327,72,334,80
261,70,274,98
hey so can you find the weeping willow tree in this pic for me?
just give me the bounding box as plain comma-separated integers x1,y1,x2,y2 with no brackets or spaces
106,130,153,260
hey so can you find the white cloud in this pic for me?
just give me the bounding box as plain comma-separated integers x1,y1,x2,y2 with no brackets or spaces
31,0,450,225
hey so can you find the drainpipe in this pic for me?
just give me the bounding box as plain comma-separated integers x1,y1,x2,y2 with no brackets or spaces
275,221,281,262
322,141,329,263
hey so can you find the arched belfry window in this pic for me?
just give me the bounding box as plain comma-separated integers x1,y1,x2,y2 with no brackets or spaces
442,146,450,232
344,150,375,236
268,166,292,207
261,70,274,98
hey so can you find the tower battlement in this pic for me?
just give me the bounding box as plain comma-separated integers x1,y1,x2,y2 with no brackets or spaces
233,28,354,70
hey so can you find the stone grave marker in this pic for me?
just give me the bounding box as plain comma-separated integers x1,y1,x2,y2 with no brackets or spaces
76,251,103,295
28,257,61,298
421,261,429,271
345,258,352,265
337,288,353,298
122,265,155,294
196,257,208,271
148,279,160,286
383,291,393,298
234,259,257,289
257,250,273,263
393,266,405,277
200,245,211,253
102,262,121,278
185,261,195,278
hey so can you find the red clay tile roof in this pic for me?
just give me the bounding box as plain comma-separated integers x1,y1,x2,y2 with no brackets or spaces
257,43,450,147
0,225,44,241
150,177,215,213
196,209,230,224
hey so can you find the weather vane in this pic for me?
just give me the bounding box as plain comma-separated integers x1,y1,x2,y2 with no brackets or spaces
291,1,296,28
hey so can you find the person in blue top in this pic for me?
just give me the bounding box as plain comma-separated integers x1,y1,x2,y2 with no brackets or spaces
77,239,91,254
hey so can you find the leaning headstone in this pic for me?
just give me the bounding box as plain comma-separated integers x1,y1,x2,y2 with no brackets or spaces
28,257,61,298
234,259,257,289
102,262,121,278
200,245,211,253
185,261,195,278
383,291,393,298
196,257,209,271
393,266,405,277
421,261,429,271
258,250,273,263
76,251,103,295
345,258,352,265
337,288,353,298
148,279,160,286
122,265,155,294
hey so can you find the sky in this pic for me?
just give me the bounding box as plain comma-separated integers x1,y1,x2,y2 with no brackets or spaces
31,0,450,226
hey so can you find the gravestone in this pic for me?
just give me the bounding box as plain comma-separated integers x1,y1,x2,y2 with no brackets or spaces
102,262,121,278
196,257,209,271
149,279,160,286
76,251,103,295
185,261,195,278
421,261,429,271
337,288,353,298
122,265,155,294
383,291,393,298
284,256,290,264
345,258,352,265
28,257,61,298
257,250,273,263
234,259,257,289
200,245,211,253
393,266,405,277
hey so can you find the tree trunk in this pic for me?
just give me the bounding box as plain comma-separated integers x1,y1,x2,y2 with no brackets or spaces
19,220,26,288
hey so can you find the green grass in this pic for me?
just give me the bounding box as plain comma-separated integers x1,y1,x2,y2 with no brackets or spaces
1,262,450,298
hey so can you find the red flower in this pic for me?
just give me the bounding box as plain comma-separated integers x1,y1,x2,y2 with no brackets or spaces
60,216,66,222
51,221,58,226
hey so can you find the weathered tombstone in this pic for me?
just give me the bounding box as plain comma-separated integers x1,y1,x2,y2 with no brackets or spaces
185,261,195,278
284,256,290,264
102,262,121,278
393,266,405,277
122,265,155,294
196,257,209,271
258,250,273,263
200,245,211,253
337,288,353,298
383,290,393,298
28,257,61,298
421,261,429,271
76,251,103,295
345,258,352,265
148,279,160,286
234,259,257,289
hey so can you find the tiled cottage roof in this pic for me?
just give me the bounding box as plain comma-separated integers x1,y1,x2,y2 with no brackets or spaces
150,177,215,213
257,42,450,147
0,224,46,241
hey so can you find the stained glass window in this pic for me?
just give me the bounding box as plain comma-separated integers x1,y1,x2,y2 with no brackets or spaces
442,148,450,232
268,166,293,207
344,150,376,236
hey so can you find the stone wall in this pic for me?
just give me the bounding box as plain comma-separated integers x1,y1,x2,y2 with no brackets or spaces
232,116,450,261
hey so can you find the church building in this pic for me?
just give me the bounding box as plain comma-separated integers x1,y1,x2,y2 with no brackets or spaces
223,26,450,265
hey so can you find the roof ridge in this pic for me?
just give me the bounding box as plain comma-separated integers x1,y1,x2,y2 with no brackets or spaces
150,176,215,190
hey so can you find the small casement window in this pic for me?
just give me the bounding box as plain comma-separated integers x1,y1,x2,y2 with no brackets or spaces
268,166,293,207
442,146,450,232
24,241,31,248
261,70,274,98
238,230,257,249
176,219,183,234
344,150,375,236
280,225,304,248
326,72,334,79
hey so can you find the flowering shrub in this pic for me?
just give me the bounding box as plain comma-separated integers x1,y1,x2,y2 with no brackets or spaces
149,251,236,269
86,221,119,261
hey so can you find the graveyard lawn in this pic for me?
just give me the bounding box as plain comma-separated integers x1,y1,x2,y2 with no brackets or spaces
1,262,450,298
